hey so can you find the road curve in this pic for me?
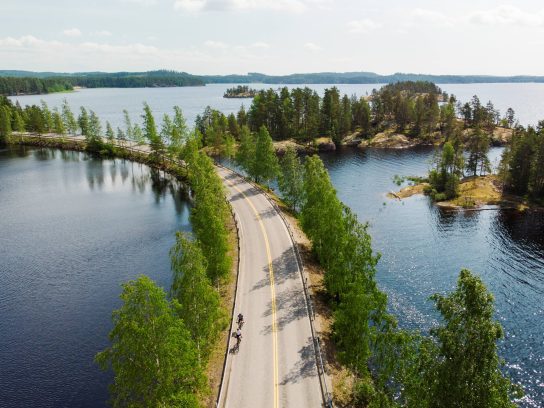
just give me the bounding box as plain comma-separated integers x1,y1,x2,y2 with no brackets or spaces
217,167,323,408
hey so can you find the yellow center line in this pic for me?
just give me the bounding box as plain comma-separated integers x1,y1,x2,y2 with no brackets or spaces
224,174,279,408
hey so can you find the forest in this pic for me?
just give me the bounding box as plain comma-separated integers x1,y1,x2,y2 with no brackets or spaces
0,70,204,96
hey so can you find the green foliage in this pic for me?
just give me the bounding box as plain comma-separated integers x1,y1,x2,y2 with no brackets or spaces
253,126,279,184
61,99,77,134
78,107,89,136
465,128,491,176
235,125,255,175
170,232,226,365
428,142,463,200
52,108,65,135
0,105,12,144
95,275,204,408
501,125,544,200
186,136,231,283
142,103,164,155
278,146,304,211
429,269,520,407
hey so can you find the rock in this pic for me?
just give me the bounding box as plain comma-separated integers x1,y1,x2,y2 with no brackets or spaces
359,132,417,149
316,138,336,152
491,127,513,146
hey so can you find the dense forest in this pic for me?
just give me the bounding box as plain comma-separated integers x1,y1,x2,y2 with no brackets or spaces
0,70,204,95
499,122,544,203
209,81,511,147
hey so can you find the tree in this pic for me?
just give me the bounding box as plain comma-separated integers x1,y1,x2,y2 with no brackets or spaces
430,269,520,407
61,99,78,134
142,103,164,155
40,101,53,132
235,125,255,176
170,233,226,364
505,108,516,129
278,146,304,211
465,129,491,177
253,125,279,185
105,121,115,143
12,110,25,132
227,113,240,139
0,106,12,145
52,108,65,135
95,275,203,408
123,109,133,141
171,106,188,154
429,142,464,200
78,107,89,136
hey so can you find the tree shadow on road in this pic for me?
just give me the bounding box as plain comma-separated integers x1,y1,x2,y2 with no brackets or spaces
280,337,318,385
261,286,308,335
251,248,299,292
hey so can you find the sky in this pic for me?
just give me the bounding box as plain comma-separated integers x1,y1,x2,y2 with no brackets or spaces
1,0,543,75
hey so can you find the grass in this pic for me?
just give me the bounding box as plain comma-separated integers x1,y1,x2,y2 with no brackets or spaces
442,175,502,208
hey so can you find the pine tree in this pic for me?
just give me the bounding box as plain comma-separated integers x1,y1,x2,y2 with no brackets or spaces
52,108,65,135
12,110,25,132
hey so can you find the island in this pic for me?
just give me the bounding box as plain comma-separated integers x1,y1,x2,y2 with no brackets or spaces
223,85,257,98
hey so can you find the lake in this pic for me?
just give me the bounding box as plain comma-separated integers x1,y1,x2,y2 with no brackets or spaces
4,83,544,406
9,83,544,130
0,147,191,407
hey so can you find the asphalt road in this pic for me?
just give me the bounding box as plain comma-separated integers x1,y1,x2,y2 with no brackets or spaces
217,167,323,408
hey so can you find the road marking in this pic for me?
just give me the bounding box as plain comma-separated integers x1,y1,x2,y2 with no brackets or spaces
223,172,279,408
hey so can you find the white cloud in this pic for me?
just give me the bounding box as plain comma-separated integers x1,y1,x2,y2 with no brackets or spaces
251,41,270,49
63,28,82,37
92,30,112,37
120,0,158,5
409,8,454,27
174,0,316,13
304,42,321,51
347,18,381,33
204,40,228,49
467,5,544,27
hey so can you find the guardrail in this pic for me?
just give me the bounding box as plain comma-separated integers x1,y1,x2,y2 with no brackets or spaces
215,163,333,408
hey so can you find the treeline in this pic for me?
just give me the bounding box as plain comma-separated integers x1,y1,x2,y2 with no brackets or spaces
500,122,544,202
200,71,544,84
273,151,521,406
0,70,204,96
92,114,232,405
205,82,515,148
0,76,73,95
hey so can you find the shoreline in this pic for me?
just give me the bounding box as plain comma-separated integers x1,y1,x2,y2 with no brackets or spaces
388,175,543,211
6,133,239,408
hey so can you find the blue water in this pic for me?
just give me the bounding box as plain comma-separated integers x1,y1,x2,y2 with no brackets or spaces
0,147,191,407
5,83,544,406
319,147,544,407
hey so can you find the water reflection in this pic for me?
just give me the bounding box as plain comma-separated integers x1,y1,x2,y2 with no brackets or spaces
0,147,191,408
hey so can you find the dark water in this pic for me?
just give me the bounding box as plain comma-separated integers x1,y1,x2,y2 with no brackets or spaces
0,146,191,408
319,147,544,407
